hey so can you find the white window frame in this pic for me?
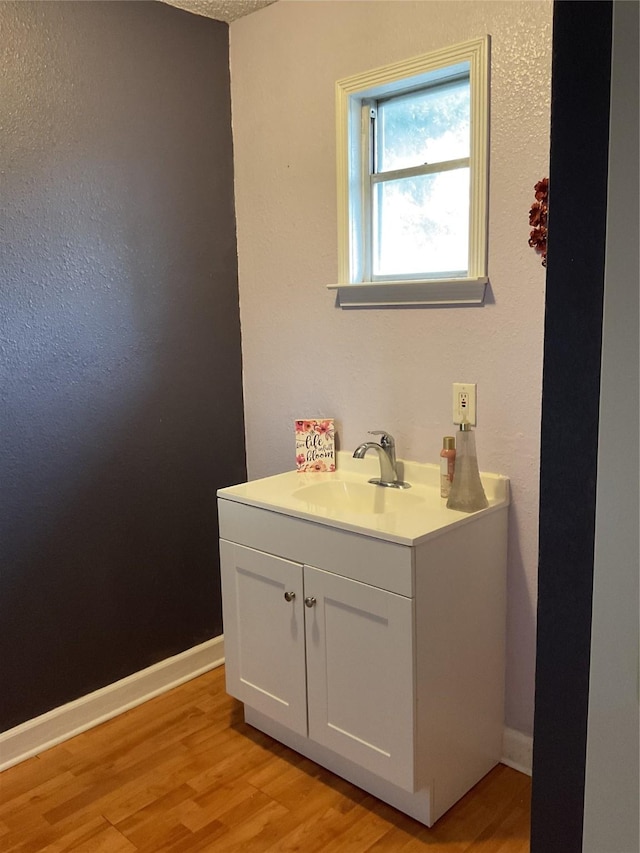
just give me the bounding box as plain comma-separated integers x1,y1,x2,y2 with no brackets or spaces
328,37,490,308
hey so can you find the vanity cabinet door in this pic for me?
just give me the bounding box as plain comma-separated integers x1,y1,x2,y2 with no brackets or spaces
220,540,308,736
304,565,415,791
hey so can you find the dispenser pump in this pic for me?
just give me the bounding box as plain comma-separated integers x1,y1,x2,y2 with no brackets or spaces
446,421,488,512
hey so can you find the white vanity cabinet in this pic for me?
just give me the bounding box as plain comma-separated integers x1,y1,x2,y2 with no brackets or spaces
220,540,414,791
218,484,509,828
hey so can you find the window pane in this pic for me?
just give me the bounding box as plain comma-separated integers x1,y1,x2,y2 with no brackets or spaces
377,79,470,172
373,168,469,277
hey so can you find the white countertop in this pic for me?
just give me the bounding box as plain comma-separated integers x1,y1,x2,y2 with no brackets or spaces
218,452,510,546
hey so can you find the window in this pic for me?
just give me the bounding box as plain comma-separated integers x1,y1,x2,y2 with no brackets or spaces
330,38,490,307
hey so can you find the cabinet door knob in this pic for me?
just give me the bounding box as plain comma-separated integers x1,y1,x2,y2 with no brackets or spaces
304,596,317,608
284,591,296,602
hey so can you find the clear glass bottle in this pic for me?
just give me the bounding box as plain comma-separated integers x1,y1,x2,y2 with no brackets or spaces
440,436,456,498
446,423,488,512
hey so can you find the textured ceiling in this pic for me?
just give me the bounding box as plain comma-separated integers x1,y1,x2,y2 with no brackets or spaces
160,0,276,23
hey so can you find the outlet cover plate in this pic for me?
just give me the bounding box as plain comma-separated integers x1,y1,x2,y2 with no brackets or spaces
453,383,477,425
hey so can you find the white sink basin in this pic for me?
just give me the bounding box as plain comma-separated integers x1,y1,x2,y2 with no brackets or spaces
292,481,424,515
217,451,509,545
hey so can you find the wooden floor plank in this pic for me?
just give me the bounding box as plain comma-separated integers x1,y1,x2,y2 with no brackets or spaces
0,665,531,852
0,771,80,828
183,781,261,833
1,814,110,853
111,783,199,847
55,822,137,853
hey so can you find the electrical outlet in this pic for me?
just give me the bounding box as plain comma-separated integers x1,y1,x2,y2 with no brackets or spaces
452,383,477,425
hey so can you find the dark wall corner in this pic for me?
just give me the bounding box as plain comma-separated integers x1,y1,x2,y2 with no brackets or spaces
530,2,613,850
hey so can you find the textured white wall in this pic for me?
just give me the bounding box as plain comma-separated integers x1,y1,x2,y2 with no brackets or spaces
230,0,552,736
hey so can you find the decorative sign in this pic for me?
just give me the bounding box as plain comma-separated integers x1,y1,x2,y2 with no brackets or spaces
295,419,336,472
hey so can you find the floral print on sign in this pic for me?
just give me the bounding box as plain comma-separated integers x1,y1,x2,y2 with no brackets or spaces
295,419,336,472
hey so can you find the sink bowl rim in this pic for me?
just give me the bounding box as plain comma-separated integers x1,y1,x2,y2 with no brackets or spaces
291,479,425,515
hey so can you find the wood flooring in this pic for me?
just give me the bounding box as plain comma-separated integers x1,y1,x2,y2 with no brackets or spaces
0,665,531,852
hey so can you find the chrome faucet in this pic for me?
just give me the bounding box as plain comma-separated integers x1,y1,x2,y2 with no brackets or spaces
353,431,411,489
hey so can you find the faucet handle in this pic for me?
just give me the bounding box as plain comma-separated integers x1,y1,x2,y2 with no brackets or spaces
368,430,394,448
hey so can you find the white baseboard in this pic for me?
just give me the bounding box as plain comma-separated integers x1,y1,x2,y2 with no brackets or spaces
501,726,533,776
0,635,225,772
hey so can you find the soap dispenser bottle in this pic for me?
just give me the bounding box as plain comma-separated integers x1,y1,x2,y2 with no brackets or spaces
446,421,488,512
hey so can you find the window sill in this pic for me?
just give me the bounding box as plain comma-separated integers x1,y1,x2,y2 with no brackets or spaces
327,278,488,308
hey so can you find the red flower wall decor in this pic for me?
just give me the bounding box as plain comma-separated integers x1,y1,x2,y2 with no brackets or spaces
528,177,548,267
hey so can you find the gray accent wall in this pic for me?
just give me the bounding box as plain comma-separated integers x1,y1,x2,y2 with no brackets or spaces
0,1,246,730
